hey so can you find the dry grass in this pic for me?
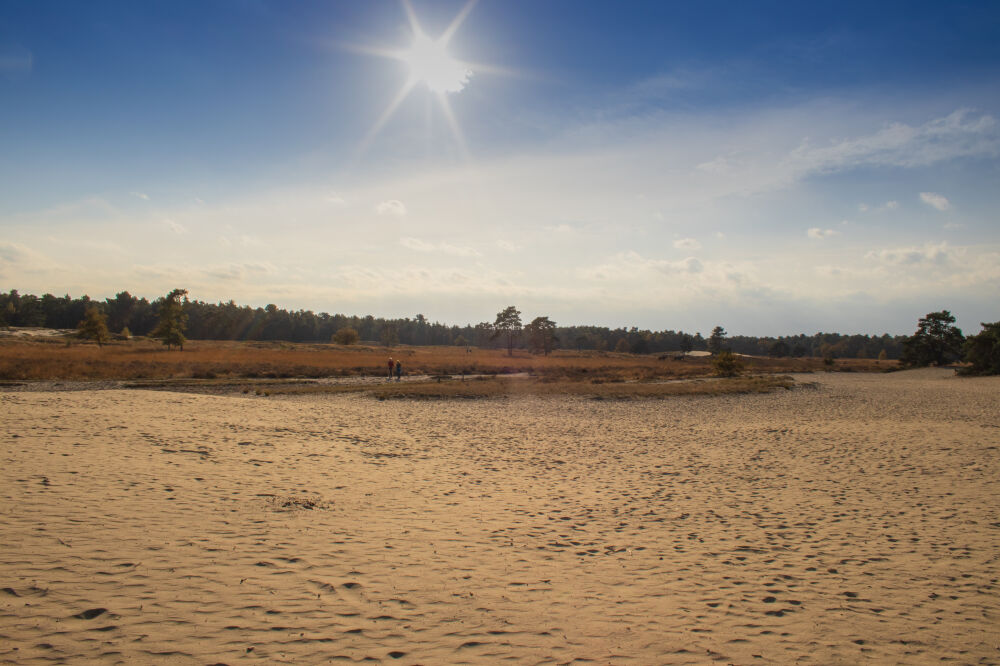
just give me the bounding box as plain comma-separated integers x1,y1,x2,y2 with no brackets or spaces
366,375,800,400
119,374,800,400
0,336,895,382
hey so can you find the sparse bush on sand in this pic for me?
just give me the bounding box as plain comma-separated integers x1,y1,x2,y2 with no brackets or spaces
712,350,744,377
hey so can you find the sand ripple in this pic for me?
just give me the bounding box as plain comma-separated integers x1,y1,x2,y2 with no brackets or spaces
1,368,998,663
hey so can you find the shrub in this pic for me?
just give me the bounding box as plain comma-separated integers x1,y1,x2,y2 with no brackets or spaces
332,327,360,345
712,350,744,377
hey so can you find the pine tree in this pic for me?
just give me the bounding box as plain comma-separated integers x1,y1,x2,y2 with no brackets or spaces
492,306,522,356
77,306,111,347
152,289,188,351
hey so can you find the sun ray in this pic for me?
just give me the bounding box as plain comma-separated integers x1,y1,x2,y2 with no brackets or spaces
439,0,478,47
436,94,469,161
352,0,495,161
355,77,418,159
400,0,422,37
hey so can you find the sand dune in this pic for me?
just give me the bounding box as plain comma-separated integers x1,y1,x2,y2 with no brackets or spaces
1,368,998,664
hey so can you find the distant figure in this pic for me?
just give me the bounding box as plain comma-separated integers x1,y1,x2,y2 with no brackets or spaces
395,360,402,381
387,357,394,380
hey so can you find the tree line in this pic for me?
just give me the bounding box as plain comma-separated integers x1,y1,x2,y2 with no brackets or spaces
0,287,928,360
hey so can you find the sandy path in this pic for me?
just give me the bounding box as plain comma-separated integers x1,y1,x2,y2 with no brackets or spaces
1,368,998,664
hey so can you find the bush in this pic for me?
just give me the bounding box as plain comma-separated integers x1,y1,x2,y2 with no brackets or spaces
712,350,744,377
332,327,360,345
961,321,1000,376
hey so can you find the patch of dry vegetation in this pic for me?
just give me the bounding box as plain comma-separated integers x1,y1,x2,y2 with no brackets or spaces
0,336,894,382
366,375,799,400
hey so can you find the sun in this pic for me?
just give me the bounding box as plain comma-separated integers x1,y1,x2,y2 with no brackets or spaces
402,32,471,94
352,0,483,158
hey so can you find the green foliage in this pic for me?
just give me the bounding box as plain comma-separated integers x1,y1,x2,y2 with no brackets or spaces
707,326,727,355
492,306,522,356
961,321,1000,376
614,338,630,353
900,310,964,367
77,306,111,347
380,323,399,347
769,341,789,357
152,288,188,351
120,326,131,339
525,316,558,355
332,327,360,345
712,350,744,377
452,334,469,347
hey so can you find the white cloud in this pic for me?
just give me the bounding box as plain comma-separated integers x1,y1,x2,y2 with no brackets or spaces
673,237,701,250
131,192,150,201
439,243,481,257
202,262,275,281
696,156,732,174
866,242,954,266
400,237,480,257
920,192,950,211
807,228,839,239
858,203,869,212
496,240,520,252
884,200,899,210
376,199,407,216
943,222,965,230
164,219,187,235
400,237,435,252
327,193,346,205
785,110,998,177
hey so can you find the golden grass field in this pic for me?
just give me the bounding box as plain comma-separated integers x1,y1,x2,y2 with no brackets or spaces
0,336,893,384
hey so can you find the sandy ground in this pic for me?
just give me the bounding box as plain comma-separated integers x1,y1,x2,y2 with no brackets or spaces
1,368,998,665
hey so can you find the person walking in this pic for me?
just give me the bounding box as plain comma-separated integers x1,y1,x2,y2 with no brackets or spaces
395,359,402,381
387,357,394,380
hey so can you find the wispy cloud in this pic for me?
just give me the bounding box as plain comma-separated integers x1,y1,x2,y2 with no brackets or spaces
785,110,997,176
673,238,701,250
866,242,953,266
919,192,950,211
131,192,150,201
376,199,407,216
400,237,480,257
164,219,188,235
807,228,839,239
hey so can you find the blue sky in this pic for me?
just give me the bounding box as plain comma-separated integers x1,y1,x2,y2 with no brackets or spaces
2,1,998,336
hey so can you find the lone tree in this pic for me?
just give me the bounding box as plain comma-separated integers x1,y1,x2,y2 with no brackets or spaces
332,327,360,345
492,306,522,356
77,306,111,347
707,326,727,355
900,310,964,367
525,316,558,355
961,321,1000,376
680,334,694,354
152,288,188,351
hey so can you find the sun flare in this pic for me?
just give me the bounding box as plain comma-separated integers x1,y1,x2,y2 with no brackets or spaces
354,0,482,158
403,32,471,94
